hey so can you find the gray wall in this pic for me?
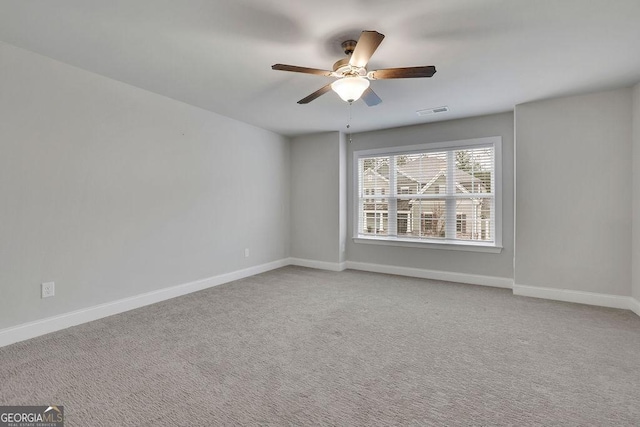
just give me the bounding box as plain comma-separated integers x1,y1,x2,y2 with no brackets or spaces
3,40,637,335
633,83,640,301
514,88,632,296
346,113,515,279
290,132,344,264
339,132,347,264
0,42,291,330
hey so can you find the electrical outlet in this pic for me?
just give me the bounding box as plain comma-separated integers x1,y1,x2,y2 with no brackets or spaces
244,248,250,258
41,282,55,298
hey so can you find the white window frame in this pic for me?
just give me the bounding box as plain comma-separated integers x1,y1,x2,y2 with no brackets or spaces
353,137,502,253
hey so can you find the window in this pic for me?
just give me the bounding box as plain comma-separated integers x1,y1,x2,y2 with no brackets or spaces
456,214,467,234
420,213,441,236
354,137,502,251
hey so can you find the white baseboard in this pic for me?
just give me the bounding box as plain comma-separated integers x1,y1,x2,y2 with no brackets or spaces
0,258,289,348
513,284,636,311
345,261,513,289
630,297,640,317
4,260,637,348
288,257,346,272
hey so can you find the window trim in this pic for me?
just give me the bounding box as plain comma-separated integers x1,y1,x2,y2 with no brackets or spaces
353,136,502,252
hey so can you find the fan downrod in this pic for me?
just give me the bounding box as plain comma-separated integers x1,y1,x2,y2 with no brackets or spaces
333,40,358,72
341,40,357,55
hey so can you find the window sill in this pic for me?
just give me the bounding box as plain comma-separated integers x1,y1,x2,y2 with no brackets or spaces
353,236,503,253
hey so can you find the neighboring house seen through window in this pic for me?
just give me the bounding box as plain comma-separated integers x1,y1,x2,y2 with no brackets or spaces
354,137,502,250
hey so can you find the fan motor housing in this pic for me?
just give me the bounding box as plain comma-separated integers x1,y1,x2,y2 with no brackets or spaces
333,39,369,76
332,57,350,72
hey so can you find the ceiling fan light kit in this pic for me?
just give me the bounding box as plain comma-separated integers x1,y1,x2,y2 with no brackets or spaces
331,76,370,103
272,30,436,106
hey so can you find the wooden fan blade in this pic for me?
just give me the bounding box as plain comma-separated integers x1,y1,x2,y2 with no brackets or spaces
349,31,385,68
369,66,437,79
297,83,333,104
272,64,332,76
361,87,382,106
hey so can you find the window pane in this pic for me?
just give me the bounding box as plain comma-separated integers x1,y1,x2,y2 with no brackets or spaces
359,156,390,198
455,197,494,241
396,152,447,196
396,198,446,239
455,147,494,194
359,198,389,236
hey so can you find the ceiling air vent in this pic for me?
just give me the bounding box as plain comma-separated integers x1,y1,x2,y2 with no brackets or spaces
416,106,449,116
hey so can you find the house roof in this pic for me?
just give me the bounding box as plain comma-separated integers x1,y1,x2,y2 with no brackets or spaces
363,156,488,193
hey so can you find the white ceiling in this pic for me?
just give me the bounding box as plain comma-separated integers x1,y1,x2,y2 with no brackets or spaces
1,0,639,136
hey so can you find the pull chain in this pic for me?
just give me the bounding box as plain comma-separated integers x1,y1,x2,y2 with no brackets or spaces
347,101,353,143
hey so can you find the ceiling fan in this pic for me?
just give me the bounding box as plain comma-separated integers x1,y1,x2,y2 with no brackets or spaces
272,30,436,106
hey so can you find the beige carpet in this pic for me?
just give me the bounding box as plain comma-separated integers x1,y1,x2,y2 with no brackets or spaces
1,266,639,426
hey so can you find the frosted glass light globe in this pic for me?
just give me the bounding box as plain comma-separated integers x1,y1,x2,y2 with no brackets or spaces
331,76,370,102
